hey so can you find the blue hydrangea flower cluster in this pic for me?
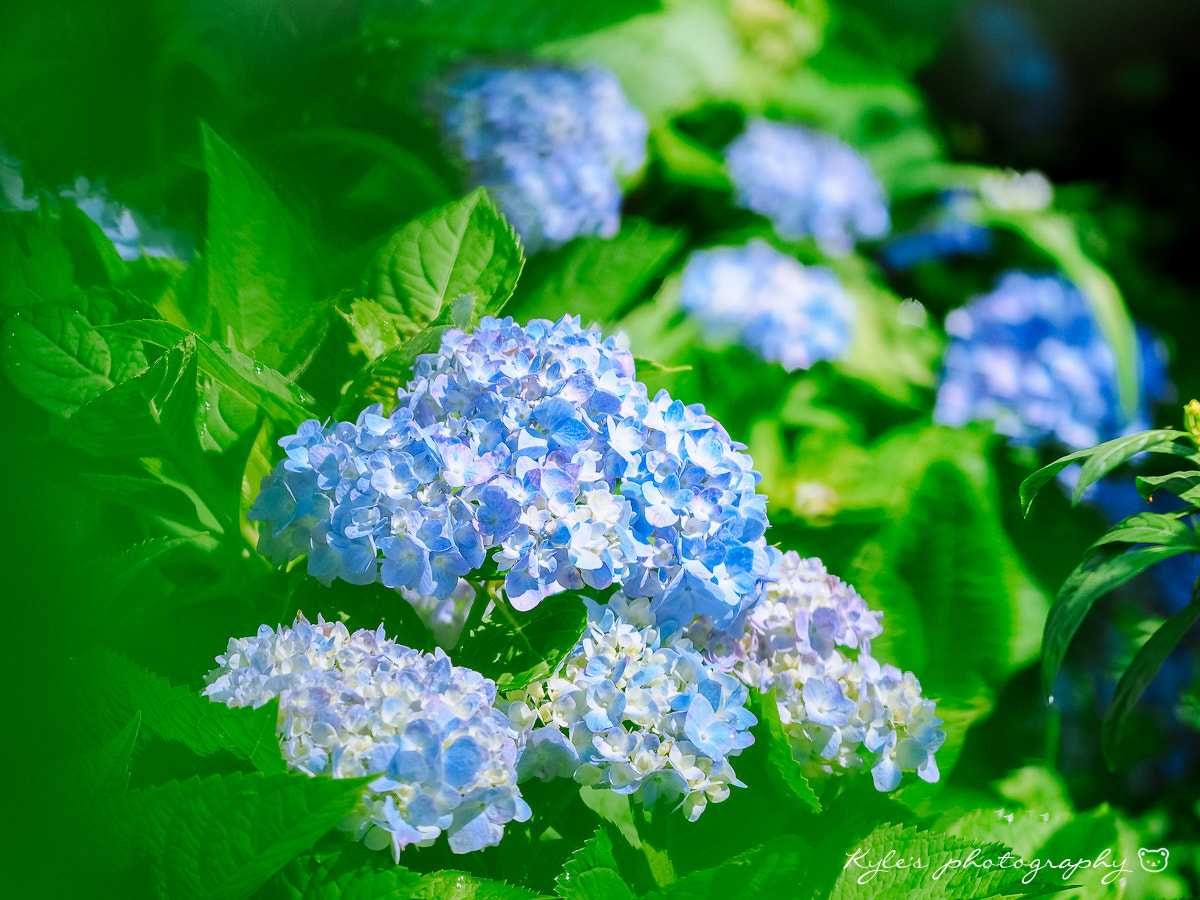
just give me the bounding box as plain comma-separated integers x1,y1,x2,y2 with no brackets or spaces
440,65,648,253
678,240,856,371
725,119,889,255
250,316,778,636
936,272,1170,450
203,615,530,859
504,593,756,821
879,189,993,271
694,552,944,792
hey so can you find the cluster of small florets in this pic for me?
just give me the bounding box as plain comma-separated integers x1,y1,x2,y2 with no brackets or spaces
0,142,188,261
879,189,992,271
250,316,777,635
678,240,856,371
935,272,1169,450
691,553,944,792
725,119,889,255
505,594,756,820
439,65,648,252
203,616,530,859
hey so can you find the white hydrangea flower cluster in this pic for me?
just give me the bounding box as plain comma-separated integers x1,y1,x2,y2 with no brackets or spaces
203,616,530,860
505,594,756,821
694,552,944,792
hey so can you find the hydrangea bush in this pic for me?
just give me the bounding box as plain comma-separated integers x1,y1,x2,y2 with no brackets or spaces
678,240,856,371
13,0,1197,896
439,65,647,253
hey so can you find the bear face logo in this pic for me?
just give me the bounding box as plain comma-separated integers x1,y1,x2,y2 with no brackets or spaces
1138,848,1169,872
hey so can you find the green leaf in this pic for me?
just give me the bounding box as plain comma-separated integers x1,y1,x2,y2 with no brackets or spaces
830,823,1068,900
89,534,201,595
0,206,75,310
58,200,128,286
1135,470,1200,505
754,689,821,813
104,318,317,427
68,339,239,527
2,286,152,416
557,829,636,900
202,123,325,374
364,189,523,336
642,837,809,900
1102,589,1200,768
1089,512,1200,551
90,711,141,797
83,650,286,774
336,322,451,417
267,848,546,900
454,594,589,690
367,0,659,49
1019,429,1196,515
579,788,642,853
1042,544,1195,697
509,219,683,325
340,298,405,361
106,770,369,900
856,461,1013,697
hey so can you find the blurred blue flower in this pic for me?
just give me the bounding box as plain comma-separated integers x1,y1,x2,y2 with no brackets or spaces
679,240,856,371
935,272,1171,450
251,316,778,638
691,552,944,792
204,615,530,859
505,593,755,820
440,65,648,253
725,119,889,255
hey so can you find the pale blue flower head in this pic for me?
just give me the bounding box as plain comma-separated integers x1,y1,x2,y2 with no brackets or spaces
935,272,1170,450
251,316,779,638
203,615,530,859
679,240,856,371
505,593,755,820
702,552,943,792
440,65,648,252
725,119,889,255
